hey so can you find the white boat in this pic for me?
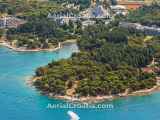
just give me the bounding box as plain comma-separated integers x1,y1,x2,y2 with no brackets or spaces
67,111,80,120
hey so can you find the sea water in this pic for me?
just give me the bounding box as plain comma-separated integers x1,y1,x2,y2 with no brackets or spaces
0,44,160,120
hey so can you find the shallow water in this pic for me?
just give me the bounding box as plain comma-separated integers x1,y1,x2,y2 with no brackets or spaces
0,44,160,120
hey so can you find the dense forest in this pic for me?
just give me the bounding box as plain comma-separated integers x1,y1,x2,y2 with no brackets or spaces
34,20,158,97
1,0,79,49
126,3,160,26
6,18,76,49
0,0,62,17
1,1,159,98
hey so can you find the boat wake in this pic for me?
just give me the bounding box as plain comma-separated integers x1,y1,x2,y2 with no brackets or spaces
67,111,80,120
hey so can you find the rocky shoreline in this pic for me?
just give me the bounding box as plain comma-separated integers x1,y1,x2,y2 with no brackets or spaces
52,85,160,103
29,76,160,103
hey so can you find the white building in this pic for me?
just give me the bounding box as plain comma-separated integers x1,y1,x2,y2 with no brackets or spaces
82,20,96,29
80,4,111,19
111,5,128,16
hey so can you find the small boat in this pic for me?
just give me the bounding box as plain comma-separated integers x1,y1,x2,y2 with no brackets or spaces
67,111,80,120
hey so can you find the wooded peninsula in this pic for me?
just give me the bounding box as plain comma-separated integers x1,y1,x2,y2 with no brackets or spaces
0,0,160,102
33,3,160,102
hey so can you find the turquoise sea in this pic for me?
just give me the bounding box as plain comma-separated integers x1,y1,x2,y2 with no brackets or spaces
0,43,160,120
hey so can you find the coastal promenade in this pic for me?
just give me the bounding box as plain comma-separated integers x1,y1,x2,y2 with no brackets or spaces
0,39,77,52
